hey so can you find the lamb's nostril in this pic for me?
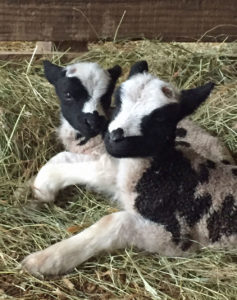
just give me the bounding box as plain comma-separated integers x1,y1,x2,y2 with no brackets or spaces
85,118,94,129
110,128,124,142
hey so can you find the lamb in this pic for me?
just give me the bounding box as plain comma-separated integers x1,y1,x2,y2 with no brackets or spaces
14,60,121,201
22,61,237,277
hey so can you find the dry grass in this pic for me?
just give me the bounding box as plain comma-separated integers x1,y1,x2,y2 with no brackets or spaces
0,41,36,51
0,40,237,300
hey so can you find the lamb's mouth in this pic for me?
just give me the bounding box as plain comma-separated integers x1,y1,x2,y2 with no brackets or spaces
75,133,91,146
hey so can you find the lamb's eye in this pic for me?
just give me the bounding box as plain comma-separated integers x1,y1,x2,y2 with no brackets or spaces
65,92,73,101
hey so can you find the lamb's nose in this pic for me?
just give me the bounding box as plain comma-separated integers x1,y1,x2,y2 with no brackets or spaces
85,117,95,129
110,128,124,142
84,115,99,131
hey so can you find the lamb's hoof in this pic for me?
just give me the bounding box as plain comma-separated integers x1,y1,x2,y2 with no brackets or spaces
33,166,58,203
33,186,55,203
22,248,63,278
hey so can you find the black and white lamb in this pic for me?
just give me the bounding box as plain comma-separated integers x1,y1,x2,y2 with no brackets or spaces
22,61,237,276
14,61,121,200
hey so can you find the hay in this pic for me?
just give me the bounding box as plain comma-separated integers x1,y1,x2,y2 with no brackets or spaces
0,40,237,300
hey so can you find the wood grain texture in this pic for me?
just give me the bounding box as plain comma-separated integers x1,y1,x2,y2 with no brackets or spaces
0,51,84,61
1,0,237,42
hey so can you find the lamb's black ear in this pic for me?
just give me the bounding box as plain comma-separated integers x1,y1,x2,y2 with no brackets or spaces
128,60,148,78
100,66,122,111
107,65,122,82
43,60,64,85
178,82,215,120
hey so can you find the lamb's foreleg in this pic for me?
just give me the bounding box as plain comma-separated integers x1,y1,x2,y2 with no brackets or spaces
45,151,94,165
15,152,93,202
22,211,136,276
22,211,183,277
33,154,116,202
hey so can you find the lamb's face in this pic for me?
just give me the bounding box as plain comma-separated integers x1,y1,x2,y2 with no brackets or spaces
44,61,121,140
104,61,215,158
105,72,179,157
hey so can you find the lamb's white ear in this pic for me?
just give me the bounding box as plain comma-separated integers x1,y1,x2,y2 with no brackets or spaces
178,82,215,120
128,60,148,78
43,60,64,85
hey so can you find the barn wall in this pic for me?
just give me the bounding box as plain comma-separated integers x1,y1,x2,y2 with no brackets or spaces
1,0,237,42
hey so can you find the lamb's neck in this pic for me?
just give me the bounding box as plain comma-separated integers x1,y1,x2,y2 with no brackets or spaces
57,117,105,157
151,146,181,166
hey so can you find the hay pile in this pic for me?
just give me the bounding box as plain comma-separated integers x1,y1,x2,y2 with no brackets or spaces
0,41,237,300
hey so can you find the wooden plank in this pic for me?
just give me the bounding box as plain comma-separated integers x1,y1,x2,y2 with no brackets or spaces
0,0,237,42
36,41,52,53
53,41,88,52
0,51,84,61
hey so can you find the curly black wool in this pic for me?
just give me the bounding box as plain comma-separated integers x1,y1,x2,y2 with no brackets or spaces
207,194,237,242
135,150,212,244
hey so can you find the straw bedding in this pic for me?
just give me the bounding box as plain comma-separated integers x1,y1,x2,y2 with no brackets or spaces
0,40,237,299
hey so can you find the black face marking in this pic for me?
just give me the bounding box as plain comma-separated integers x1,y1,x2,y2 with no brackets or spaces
222,160,231,165
135,150,212,243
175,141,190,148
232,168,237,176
207,194,237,243
176,127,187,138
58,77,89,105
44,61,121,142
55,76,108,138
105,104,179,158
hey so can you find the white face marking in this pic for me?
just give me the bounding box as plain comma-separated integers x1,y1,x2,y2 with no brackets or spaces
65,62,111,116
108,73,178,137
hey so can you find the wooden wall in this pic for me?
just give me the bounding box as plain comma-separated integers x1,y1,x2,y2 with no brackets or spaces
1,0,237,42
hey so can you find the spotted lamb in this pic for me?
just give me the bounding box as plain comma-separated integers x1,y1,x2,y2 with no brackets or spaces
22,61,237,277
